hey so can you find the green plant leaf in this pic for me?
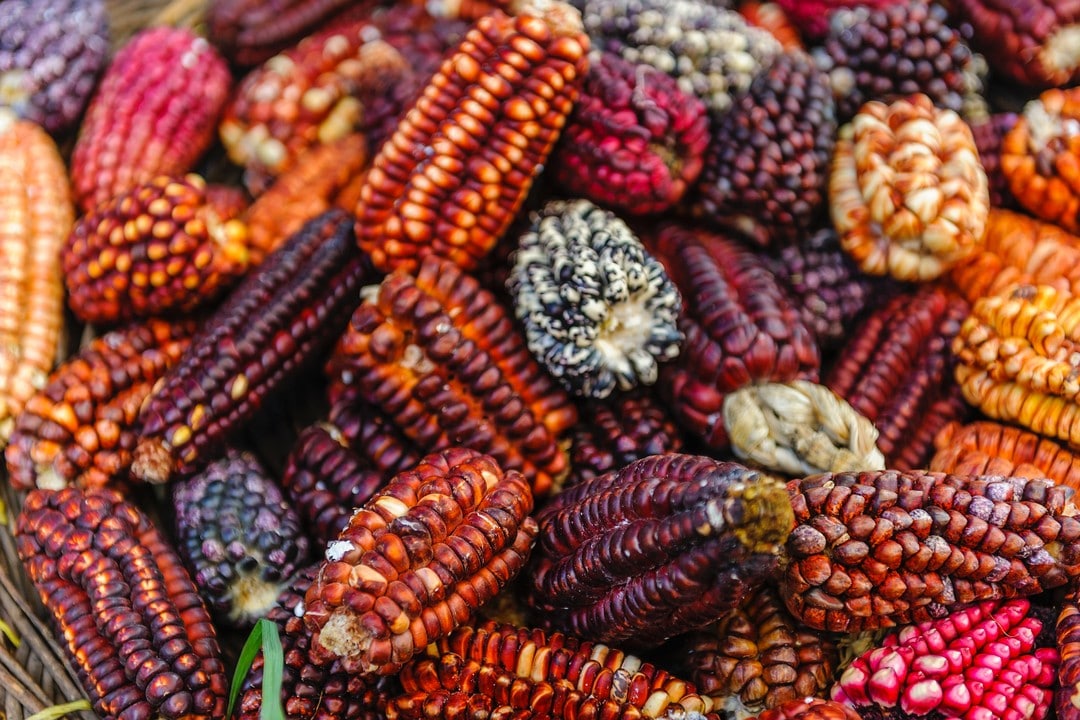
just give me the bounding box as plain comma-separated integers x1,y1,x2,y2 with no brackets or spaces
259,618,286,720
225,619,263,720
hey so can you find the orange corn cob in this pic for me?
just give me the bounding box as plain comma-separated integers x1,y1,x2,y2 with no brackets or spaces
354,1,589,273
1001,88,1080,234
0,114,73,446
953,283,1080,447
930,420,1080,490
949,207,1080,305
738,1,803,51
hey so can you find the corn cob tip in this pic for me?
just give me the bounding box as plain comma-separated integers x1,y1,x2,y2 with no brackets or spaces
131,438,174,484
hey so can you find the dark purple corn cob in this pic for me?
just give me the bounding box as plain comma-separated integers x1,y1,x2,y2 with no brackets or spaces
825,284,970,470
0,0,109,135
206,0,382,67
694,49,836,248
549,50,710,216
768,227,895,351
649,223,820,450
568,388,685,486
237,565,395,720
782,470,1080,633
131,209,376,484
816,1,984,121
172,449,311,628
70,27,231,213
529,453,794,648
16,487,229,720
970,111,1020,209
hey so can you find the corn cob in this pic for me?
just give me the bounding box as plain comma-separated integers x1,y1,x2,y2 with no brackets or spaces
1059,588,1080,720
507,198,684,399
326,253,577,498
649,223,820,449
220,20,409,195
949,207,1080,305
206,0,379,67
1001,87,1080,234
63,174,251,325
568,388,684,487
388,621,719,720
782,470,1080,633
682,583,837,716
0,114,74,446
422,0,517,20
529,453,793,647
952,283,1080,447
830,93,989,282
738,2,802,51
131,209,374,484
825,285,970,470
353,1,589,274
931,420,1080,490
832,599,1058,720
723,380,884,477
242,134,370,265
302,447,538,676
70,27,231,213
748,698,861,720
4,318,195,492
969,111,1019,208
548,50,710,216
237,565,395,720
15,486,228,720
172,449,311,628
0,0,109,135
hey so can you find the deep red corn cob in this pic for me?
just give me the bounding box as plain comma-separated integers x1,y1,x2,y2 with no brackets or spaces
832,599,1058,720
682,583,837,715
782,470,1080,633
172,450,311,627
303,447,538,676
825,285,970,471
131,210,375,484
748,698,861,720
206,0,380,67
70,27,231,213
237,565,395,720
353,1,589,274
16,487,228,720
63,174,251,325
548,50,710,216
387,621,720,720
0,0,109,135
931,420,1080,491
4,319,195,492
649,223,820,449
772,0,895,42
326,253,577,498
530,453,794,647
220,19,410,194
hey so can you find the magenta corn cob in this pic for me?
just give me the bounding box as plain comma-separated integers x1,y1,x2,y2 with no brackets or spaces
70,27,231,213
131,209,375,484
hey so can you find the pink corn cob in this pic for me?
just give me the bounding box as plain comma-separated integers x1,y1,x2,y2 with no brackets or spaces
831,599,1058,720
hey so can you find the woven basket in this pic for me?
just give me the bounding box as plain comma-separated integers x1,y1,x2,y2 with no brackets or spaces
0,3,209,719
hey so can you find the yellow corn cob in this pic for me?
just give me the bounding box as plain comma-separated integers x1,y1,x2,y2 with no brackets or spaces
0,112,73,444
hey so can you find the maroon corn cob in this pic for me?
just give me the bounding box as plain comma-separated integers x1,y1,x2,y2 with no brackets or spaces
387,621,720,720
530,453,794,647
4,319,195,492
70,27,231,213
1059,589,1080,720
16,487,228,720
748,698,862,720
649,223,820,449
325,253,577,498
131,209,375,484
206,0,381,67
237,565,395,720
63,174,251,325
825,285,970,470
302,447,538,676
782,470,1080,633
353,2,589,274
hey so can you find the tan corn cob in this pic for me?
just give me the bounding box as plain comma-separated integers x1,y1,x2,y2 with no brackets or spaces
0,112,74,445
